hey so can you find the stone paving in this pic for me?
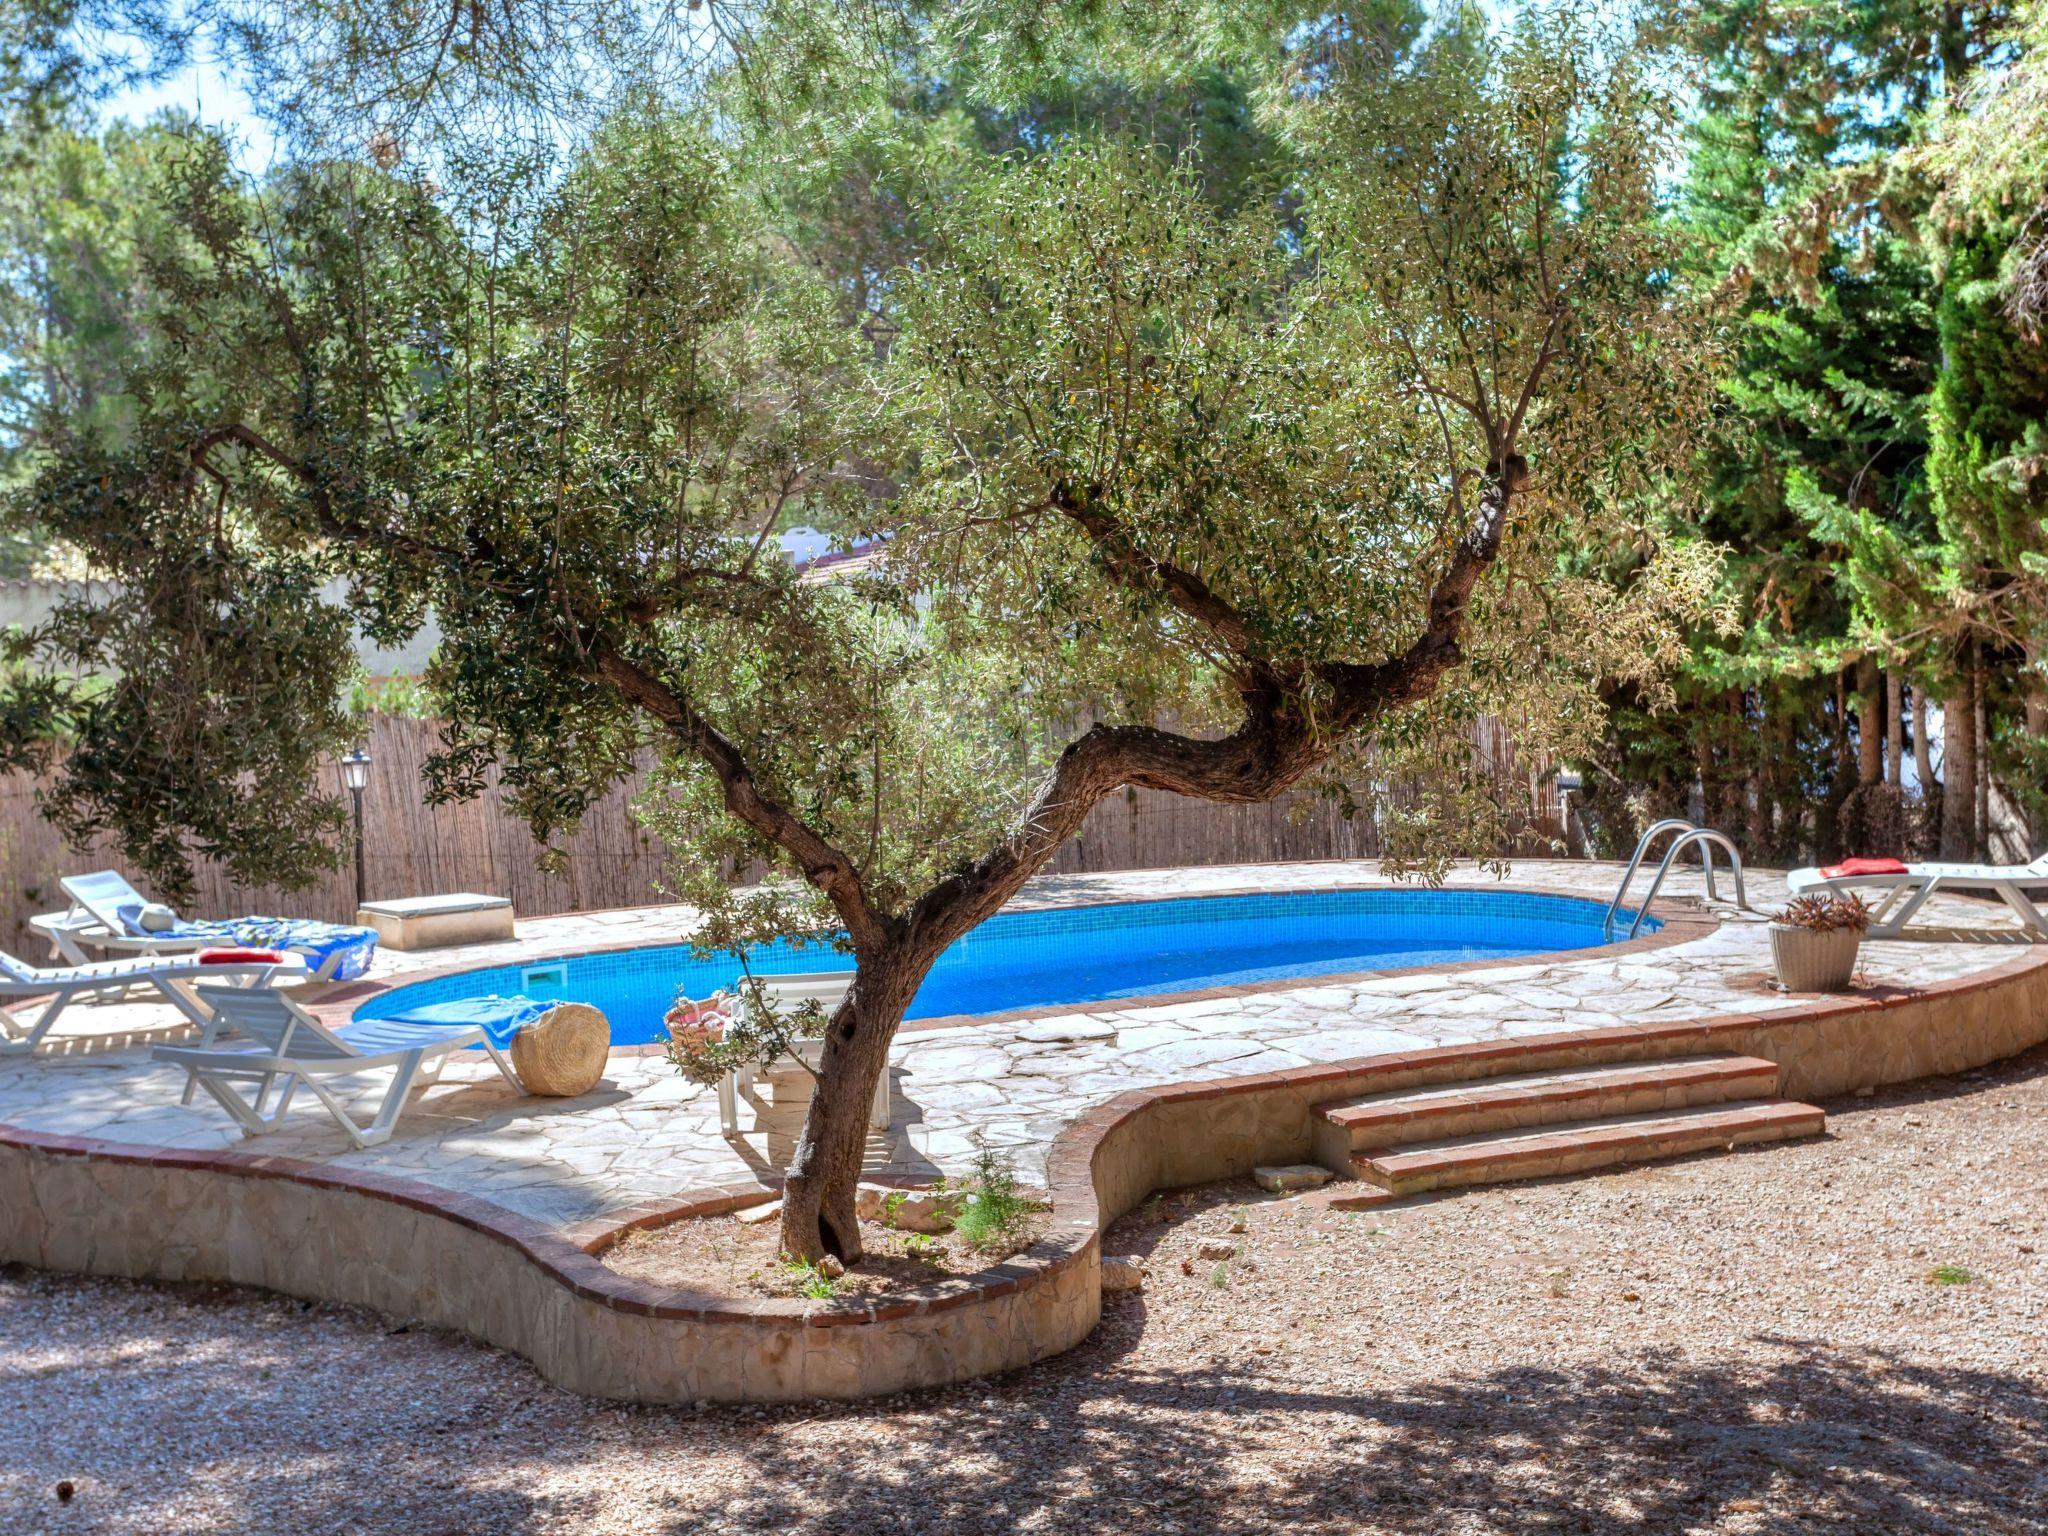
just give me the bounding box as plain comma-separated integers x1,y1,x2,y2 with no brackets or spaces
1,860,2036,1226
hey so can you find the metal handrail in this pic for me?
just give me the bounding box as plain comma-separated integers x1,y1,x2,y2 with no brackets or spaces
1603,818,1724,937
1615,828,1749,941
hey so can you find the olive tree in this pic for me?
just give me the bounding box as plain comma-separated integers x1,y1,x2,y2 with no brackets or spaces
4,12,1721,1260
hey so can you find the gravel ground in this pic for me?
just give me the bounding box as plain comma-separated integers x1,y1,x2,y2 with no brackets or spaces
4,1047,2044,1536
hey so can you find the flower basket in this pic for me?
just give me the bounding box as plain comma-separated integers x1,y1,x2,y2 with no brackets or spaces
1768,924,1861,992
665,992,733,1050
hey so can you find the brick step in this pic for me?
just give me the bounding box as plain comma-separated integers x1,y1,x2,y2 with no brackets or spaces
1319,1054,1781,1154
1351,1099,1827,1197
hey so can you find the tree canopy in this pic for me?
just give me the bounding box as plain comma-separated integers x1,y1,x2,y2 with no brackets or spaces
0,2,1728,1256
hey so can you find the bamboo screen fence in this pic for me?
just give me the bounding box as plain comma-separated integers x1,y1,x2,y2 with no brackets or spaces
0,712,1559,956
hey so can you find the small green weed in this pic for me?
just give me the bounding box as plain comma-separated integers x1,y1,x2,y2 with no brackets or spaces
1928,1264,1972,1286
783,1258,837,1299
952,1143,1040,1255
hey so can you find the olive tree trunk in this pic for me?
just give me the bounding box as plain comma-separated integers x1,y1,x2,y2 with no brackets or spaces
778,946,937,1262
760,461,1534,1261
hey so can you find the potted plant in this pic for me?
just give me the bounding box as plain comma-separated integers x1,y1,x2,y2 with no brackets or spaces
1769,894,1871,992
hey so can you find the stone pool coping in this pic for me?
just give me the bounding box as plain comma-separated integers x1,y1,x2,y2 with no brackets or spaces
311,882,1718,1051
5,890,2048,1402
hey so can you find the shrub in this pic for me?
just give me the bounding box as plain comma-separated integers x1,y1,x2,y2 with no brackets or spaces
951,1143,1041,1256
1775,893,1872,934
1836,784,1929,860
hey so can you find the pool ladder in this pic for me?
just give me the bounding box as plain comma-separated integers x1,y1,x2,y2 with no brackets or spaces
1603,818,1750,940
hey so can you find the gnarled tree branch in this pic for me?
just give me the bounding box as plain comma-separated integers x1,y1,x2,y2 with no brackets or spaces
1050,479,1284,683
588,638,891,957
908,456,1528,958
193,420,890,956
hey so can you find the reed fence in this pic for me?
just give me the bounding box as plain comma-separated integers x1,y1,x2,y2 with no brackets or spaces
0,712,1560,957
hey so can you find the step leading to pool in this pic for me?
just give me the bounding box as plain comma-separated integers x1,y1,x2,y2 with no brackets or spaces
1318,1054,1785,1154
1306,1053,1827,1205
1346,1099,1827,1198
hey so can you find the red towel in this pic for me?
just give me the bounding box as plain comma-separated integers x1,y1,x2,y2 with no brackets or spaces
197,947,285,965
1819,857,1908,879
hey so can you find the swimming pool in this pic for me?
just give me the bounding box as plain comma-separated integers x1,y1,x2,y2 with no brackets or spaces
356,888,1653,1046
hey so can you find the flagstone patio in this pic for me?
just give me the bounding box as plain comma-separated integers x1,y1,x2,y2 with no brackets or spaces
1,860,2038,1228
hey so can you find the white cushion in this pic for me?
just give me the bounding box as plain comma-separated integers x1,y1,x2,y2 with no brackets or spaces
357,893,511,918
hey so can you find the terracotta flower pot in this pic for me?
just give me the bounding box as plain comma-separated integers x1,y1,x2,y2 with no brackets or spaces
1768,923,1861,993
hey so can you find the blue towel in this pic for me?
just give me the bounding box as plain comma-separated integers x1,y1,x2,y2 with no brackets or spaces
382,994,552,1049
140,916,381,983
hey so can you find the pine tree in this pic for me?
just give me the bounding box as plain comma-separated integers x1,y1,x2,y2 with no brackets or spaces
1607,0,2018,861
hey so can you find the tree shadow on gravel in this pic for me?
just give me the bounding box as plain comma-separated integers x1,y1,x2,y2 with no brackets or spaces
690,1325,2048,1536
5,1266,2045,1536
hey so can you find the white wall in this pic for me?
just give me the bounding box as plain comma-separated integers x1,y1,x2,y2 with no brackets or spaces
0,577,439,679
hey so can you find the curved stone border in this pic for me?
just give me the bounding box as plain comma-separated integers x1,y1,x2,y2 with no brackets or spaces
3,917,2046,1402
312,883,1717,1051
0,1126,1101,1400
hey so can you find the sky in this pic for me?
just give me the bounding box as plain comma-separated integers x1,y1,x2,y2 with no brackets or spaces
100,53,276,168
93,3,1657,176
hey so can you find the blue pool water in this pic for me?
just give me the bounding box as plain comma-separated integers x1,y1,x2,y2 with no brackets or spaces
356,889,1650,1046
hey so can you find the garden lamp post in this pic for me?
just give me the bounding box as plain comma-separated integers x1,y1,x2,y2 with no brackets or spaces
341,746,372,907
1552,768,1584,858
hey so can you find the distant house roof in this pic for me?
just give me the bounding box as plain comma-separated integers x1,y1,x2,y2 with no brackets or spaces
776,526,838,566
787,530,892,584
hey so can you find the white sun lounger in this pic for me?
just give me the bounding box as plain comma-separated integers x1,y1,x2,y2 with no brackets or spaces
40,869,373,983
33,870,209,964
717,971,890,1138
56,872,207,958
1787,855,2048,938
0,949,310,1055
154,986,524,1149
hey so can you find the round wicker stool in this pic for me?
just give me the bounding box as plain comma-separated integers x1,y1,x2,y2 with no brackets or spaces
508,1002,611,1096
